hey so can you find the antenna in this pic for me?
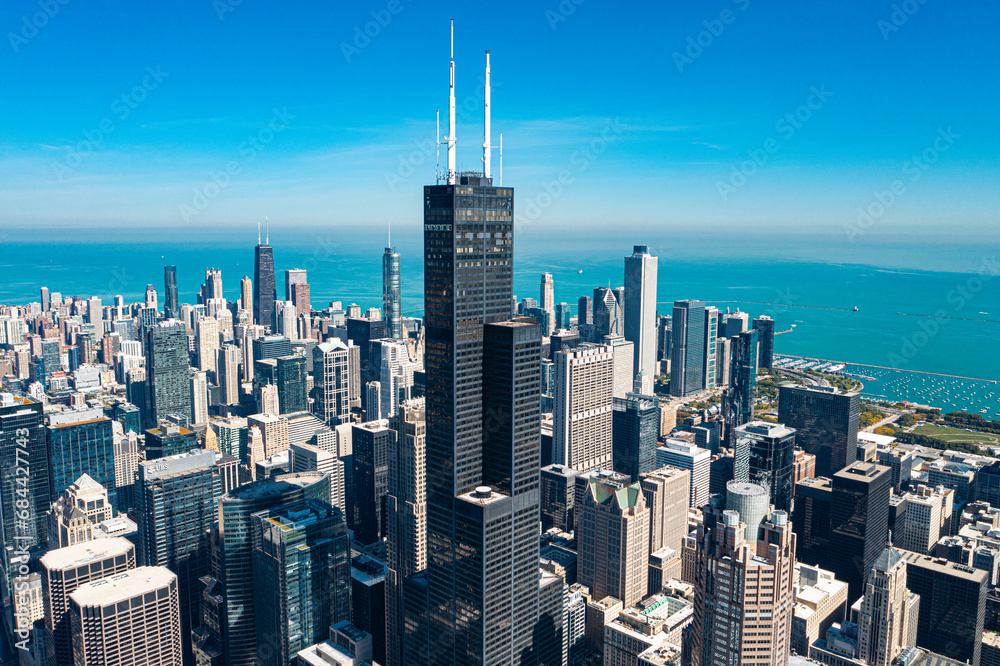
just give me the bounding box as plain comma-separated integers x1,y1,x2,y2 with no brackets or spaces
483,50,491,179
265,216,269,245
387,221,391,249
447,19,456,184
436,109,441,183
257,220,261,245
499,133,503,186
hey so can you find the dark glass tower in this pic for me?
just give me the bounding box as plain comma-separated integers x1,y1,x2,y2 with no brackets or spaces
830,461,891,600
383,245,403,339
0,394,49,579
611,392,660,481
164,264,179,320
725,328,758,445
46,410,118,510
351,421,394,545
276,355,307,414
752,315,775,369
733,421,796,513
254,240,277,332
669,299,706,397
145,320,191,429
778,384,860,478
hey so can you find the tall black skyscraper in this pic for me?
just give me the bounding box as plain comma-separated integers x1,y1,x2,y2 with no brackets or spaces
164,264,179,320
830,461,891,600
669,299,706,397
414,26,543,663
752,315,775,370
725,328,757,444
611,392,660,481
778,384,860,478
0,394,49,580
383,243,402,339
145,320,191,429
733,421,796,513
254,222,277,332
352,420,394,545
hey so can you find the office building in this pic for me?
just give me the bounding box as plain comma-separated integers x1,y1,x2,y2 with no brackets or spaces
539,272,555,336
578,476,650,607
702,306,718,390
612,392,660,481
898,484,954,555
831,462,892,599
377,338,415,420
733,421,796,513
40,537,136,666
691,497,796,666
901,549,987,665
137,450,221,661
552,344,614,472
351,420,393,544
778,384,860,478
314,340,352,426
593,286,623,339
721,310,749,338
641,466,690,589
197,316,219,373
164,265,179,320
252,500,351,666
144,421,197,460
752,315,775,370
68,566,182,666
283,268,307,303
190,370,209,425
604,334,635,400
725,328,758,444
351,555,387,665
145,320,191,429
218,344,241,406
879,445,915,494
656,438,711,508
857,542,918,666
196,472,331,666
791,563,849,658
290,441,345,510
669,300,706,398
385,399,427,666
345,317,386,411
47,474,113,548
254,231,277,331
381,246,403,339
46,406,118,511
274,354,307,414
578,295,592,327
623,245,658,381
247,413,289,459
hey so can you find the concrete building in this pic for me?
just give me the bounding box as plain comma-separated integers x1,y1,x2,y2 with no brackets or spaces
623,245,658,382
552,344,614,471
656,438,711,508
247,412,289,459
857,543,919,666
792,563,849,658
897,484,954,555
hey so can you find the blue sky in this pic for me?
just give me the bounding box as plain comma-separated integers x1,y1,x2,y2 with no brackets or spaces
1,0,998,241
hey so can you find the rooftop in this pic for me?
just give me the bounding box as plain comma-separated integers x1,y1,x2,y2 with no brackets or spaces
39,536,134,570
69,566,175,606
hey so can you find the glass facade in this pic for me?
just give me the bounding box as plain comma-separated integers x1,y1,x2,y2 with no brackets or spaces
253,243,276,332
47,416,118,511
145,321,191,429
164,264,179,319
383,247,403,339
611,393,660,481
777,384,860,478
669,300,706,398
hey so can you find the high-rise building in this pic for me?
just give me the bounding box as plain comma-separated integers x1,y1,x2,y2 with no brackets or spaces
68,565,182,666
346,317,386,411
383,246,403,339
578,295,592,327
365,381,381,421
552,344,614,472
703,306,719,390
857,542,917,666
640,464,690,575
145,320,191,429
725,328,758,444
247,413,289,459
274,354,307,414
254,230,277,331
113,426,139,510
284,268,307,303
897,484,953,554
240,275,253,318
752,315,775,370
732,421,796,513
540,272,555,336
691,497,796,666
137,449,221,662
377,338,415,420
777,384,860,478
197,472,331,666
721,310,749,338
624,245,658,381
47,474,114,548
578,476,650,607
164,265,179,320
604,334,635,399
190,370,208,425
593,286,623,338
46,406,118,511
656,438,711,508
352,420,393,544
669,300,706,398
252,499,351,666
901,549,987,665
197,316,219,373
313,340,351,426
40,285,50,311
830,462,892,599
40,537,136,666
612,392,660,481
385,398,427,664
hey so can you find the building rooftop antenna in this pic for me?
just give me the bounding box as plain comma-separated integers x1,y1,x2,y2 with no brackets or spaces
265,216,269,245
257,220,261,245
447,18,456,184
483,50,491,180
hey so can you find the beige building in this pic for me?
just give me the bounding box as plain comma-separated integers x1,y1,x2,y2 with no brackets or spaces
552,344,614,471
113,424,139,502
898,484,954,555
13,572,44,630
47,474,114,548
247,412,289,459
68,566,181,666
196,316,219,373
604,594,691,666
641,465,690,593
578,477,650,609
40,537,136,666
691,493,797,666
857,543,918,666
792,563,849,657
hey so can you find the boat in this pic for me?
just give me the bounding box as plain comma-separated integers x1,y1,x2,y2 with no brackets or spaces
853,306,859,311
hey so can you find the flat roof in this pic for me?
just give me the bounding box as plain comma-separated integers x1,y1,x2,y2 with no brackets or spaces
69,566,175,606
39,537,134,570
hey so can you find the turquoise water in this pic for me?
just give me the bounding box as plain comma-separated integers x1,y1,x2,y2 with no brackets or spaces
1,229,998,387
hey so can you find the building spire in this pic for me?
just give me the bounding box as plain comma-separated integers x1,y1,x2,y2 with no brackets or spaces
265,216,269,245
257,220,261,245
483,50,491,179
447,18,456,184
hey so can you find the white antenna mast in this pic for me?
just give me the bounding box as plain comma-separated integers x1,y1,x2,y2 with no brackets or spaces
447,19,456,184
265,216,269,245
257,220,261,245
436,109,441,183
483,50,491,180
499,133,503,186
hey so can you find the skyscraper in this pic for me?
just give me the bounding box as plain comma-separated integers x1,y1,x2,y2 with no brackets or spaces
418,31,541,663
669,300,706,398
254,225,277,332
540,272,555,336
1,393,50,565
164,265,179,320
830,461,892,599
137,450,221,663
623,245,658,381
703,305,719,389
578,295,592,326
352,419,394,544
383,245,403,339
593,286,622,338
857,541,917,666
46,407,118,511
190,370,208,425
252,499,352,666
732,420,796,513
552,344,614,472
217,344,241,406
612,392,660,481
275,354,307,414
284,268,307,302
197,316,219,373
725,328,758,444
313,340,351,426
778,384,860,478
752,315,775,370
240,275,252,317
145,320,191,429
